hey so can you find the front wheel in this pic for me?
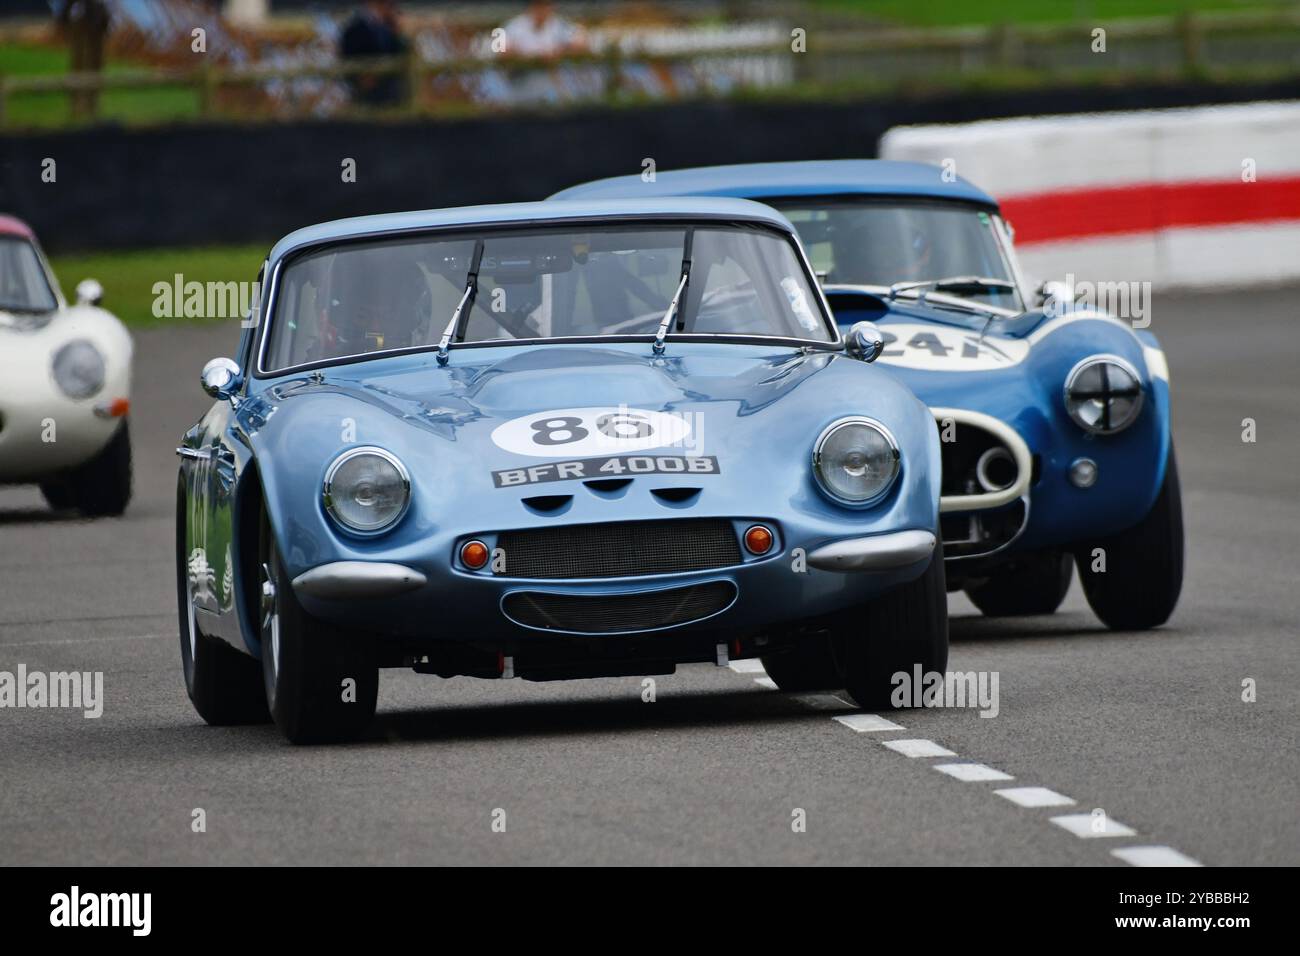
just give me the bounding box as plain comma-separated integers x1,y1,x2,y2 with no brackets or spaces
965,551,1073,617
259,511,378,744
71,419,133,516
839,550,949,710
39,479,76,511
176,477,268,725
1074,445,1184,630
759,632,842,692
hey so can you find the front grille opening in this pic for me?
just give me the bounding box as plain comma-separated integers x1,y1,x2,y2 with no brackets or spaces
503,581,736,633
940,499,1028,558
938,422,1019,497
496,518,742,579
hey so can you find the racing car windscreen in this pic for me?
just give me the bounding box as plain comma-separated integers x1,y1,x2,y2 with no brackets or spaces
775,199,1023,311
262,223,833,371
0,237,59,314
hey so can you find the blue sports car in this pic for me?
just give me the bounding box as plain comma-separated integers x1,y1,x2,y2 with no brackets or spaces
176,198,945,743
556,162,1182,630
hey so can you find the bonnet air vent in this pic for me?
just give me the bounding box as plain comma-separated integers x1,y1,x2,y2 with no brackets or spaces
522,494,573,515
651,487,701,505
584,478,633,495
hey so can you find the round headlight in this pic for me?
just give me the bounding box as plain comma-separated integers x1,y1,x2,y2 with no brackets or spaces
323,447,411,534
51,339,106,400
1064,356,1144,434
813,417,901,506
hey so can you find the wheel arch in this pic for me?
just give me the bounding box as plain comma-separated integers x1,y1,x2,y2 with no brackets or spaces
174,466,188,604
232,459,269,658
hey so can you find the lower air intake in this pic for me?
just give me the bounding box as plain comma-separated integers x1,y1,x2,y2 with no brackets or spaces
503,581,736,634
496,519,741,579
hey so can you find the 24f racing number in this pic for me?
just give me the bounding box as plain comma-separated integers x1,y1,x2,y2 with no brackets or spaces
873,323,1030,371
489,406,711,487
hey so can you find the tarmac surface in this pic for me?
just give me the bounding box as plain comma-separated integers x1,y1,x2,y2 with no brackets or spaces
1,287,1296,865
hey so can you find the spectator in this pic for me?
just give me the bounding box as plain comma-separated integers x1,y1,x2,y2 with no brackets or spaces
54,0,112,119
339,0,408,107
499,1,587,59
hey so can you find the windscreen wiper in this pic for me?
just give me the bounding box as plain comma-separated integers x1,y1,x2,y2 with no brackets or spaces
889,275,1016,298
886,273,1021,323
652,229,693,356
435,239,484,367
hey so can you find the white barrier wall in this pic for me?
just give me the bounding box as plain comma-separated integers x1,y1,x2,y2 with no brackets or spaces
879,101,1300,290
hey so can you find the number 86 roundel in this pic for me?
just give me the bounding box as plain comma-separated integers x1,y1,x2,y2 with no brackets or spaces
491,407,694,457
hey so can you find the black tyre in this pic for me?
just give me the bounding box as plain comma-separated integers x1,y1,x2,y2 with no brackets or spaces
759,633,842,692
70,419,133,516
1074,445,1184,630
840,550,949,710
965,551,1073,617
259,510,378,744
176,477,268,725
39,479,76,511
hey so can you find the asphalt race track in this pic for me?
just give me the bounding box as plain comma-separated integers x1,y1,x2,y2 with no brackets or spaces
1,287,1296,866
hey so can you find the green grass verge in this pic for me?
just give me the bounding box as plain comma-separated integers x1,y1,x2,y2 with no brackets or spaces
0,42,200,127
48,244,268,328
813,0,1294,27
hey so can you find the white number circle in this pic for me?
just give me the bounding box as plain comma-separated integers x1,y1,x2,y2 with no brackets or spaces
491,407,692,458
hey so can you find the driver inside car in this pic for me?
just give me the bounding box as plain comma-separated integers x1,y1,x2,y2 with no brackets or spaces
320,251,432,357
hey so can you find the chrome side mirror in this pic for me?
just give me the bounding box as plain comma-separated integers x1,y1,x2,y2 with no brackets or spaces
845,321,885,363
75,278,104,307
1036,279,1086,308
201,357,243,401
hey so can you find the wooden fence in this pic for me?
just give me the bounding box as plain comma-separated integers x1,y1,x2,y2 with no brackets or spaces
3,8,1300,127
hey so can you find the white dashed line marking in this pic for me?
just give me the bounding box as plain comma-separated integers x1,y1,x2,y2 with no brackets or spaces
995,787,1076,808
1112,846,1204,867
833,713,905,733
933,762,1014,782
882,738,956,758
717,652,1205,867
1050,813,1137,838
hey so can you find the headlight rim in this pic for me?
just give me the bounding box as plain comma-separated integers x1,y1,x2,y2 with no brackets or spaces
322,445,412,536
51,338,107,401
811,415,902,508
1063,353,1145,435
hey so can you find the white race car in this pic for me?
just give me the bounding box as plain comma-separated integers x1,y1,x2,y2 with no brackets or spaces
0,215,133,515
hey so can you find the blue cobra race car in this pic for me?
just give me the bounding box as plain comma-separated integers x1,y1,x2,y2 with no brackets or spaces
176,197,946,743
555,162,1183,630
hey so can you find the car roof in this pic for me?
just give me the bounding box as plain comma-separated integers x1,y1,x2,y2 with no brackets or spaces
551,160,999,208
268,197,799,264
0,214,35,239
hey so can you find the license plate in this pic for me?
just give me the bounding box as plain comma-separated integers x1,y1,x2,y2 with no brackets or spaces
493,455,720,488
